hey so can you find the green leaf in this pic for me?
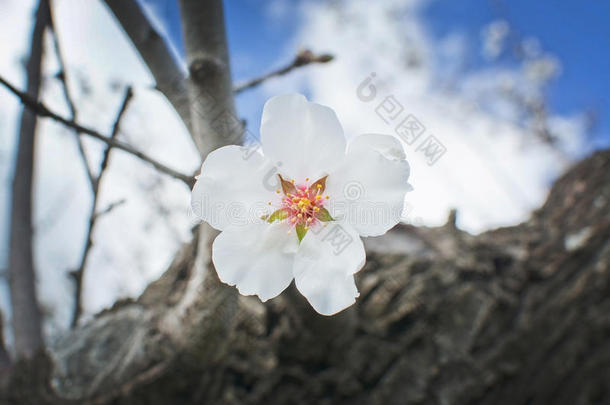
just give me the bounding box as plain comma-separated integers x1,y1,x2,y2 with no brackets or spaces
267,209,289,223
316,207,334,222
296,224,308,243
278,174,297,195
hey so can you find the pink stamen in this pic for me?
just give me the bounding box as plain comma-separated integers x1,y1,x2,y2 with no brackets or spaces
275,178,327,229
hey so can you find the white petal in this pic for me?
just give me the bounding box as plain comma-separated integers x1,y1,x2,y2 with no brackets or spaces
191,145,278,231
261,94,346,181
325,134,412,237
293,222,365,315
212,222,298,301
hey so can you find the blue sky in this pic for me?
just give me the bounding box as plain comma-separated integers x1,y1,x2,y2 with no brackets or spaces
142,0,609,148
423,0,610,147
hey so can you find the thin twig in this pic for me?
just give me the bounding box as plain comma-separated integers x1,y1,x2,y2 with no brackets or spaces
94,199,127,220
233,49,333,94
70,87,133,328
0,75,195,187
48,7,96,190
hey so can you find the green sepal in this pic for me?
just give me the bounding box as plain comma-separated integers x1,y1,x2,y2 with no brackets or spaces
316,207,334,222
296,224,308,243
266,208,289,223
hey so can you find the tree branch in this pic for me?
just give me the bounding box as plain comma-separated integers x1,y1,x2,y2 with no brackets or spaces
94,199,126,220
70,87,133,328
0,75,195,187
233,49,334,94
48,4,96,191
8,0,50,360
102,0,192,134
178,0,238,155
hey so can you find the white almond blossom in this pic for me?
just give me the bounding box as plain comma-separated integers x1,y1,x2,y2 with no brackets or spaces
191,94,412,315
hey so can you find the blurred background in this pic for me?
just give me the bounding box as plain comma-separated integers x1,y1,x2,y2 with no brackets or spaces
0,0,608,350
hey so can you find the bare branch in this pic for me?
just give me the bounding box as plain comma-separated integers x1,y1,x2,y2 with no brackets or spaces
0,75,195,187
179,0,241,156
8,0,50,360
94,199,126,220
102,0,191,133
48,5,96,191
70,87,133,328
233,49,334,94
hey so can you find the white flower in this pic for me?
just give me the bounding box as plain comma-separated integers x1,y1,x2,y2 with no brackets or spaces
191,94,412,315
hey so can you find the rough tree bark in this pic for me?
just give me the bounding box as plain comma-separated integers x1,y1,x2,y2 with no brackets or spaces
7,0,50,360
0,148,608,405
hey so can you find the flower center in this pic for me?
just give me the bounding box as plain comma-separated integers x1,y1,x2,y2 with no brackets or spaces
265,174,333,240
281,181,327,230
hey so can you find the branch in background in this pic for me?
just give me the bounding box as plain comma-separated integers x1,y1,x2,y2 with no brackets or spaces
70,87,133,328
48,5,96,191
0,76,195,187
102,0,192,134
94,199,126,220
0,313,10,371
178,0,238,155
8,0,50,360
233,49,334,94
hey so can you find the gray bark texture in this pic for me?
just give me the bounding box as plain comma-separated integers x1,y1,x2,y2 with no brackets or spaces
0,149,608,405
8,0,50,359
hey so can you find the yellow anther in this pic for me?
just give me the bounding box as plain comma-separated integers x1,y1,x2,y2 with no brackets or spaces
290,179,295,184
315,195,322,201
268,202,272,205
325,195,329,199
304,226,310,230
313,207,320,212
291,217,297,223
306,177,310,181
297,213,302,218
316,184,322,189
276,189,281,194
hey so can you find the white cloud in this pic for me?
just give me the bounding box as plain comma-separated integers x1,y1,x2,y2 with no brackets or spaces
261,0,588,233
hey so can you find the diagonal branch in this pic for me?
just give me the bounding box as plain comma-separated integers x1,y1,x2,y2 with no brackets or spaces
94,199,126,220
0,75,195,187
102,0,191,133
48,4,96,191
69,87,133,328
233,49,334,94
